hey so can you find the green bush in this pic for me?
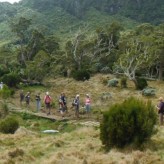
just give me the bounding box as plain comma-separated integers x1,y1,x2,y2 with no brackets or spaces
136,77,148,90
120,77,127,88
1,72,20,87
0,117,19,134
0,101,9,119
72,70,90,81
0,85,14,99
107,78,118,87
100,97,157,149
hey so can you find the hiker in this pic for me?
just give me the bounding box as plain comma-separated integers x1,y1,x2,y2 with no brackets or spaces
36,93,41,112
0,82,3,90
85,94,91,117
73,94,80,118
44,92,52,115
156,97,164,126
61,92,67,112
58,93,65,118
25,92,30,108
20,90,25,106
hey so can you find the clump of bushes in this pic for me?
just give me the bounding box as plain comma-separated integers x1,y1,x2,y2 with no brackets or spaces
72,70,90,81
135,77,148,90
0,85,15,99
0,117,19,134
107,78,119,87
0,101,9,118
100,97,157,149
1,72,20,87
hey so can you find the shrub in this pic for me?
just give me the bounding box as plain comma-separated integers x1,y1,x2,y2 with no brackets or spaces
72,70,90,81
0,85,14,99
0,101,9,118
100,97,157,149
136,77,148,90
1,72,20,87
120,77,127,88
142,87,156,96
0,117,19,134
107,79,118,87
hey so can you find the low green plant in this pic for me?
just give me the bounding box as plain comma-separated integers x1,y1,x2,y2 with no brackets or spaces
0,116,19,134
0,101,9,118
0,84,14,99
107,78,118,87
100,97,157,149
72,70,90,81
142,87,156,96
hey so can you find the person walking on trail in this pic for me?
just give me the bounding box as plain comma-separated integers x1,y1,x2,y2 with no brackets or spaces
20,90,25,106
58,93,65,118
36,93,41,112
156,97,164,126
61,92,67,112
85,94,91,117
44,92,52,115
25,92,30,108
73,94,80,118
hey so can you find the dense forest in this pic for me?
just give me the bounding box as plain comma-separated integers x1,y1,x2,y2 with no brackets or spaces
0,0,163,88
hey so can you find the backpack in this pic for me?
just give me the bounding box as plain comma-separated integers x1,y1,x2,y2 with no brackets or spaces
25,95,30,102
72,99,77,106
45,95,51,103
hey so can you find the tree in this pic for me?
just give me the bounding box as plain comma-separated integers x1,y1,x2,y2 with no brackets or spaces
65,25,93,71
25,50,50,82
114,27,156,87
43,35,59,55
10,17,32,65
93,22,122,72
153,24,164,80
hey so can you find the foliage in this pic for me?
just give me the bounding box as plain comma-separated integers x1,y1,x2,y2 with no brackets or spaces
0,84,14,99
120,76,127,88
107,79,118,87
0,0,163,83
114,23,163,86
142,87,156,97
0,101,9,119
20,0,164,25
100,97,157,149
136,77,148,90
1,72,20,87
72,70,90,81
0,116,19,134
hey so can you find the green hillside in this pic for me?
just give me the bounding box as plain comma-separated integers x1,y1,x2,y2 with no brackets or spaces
0,0,163,85
0,0,163,42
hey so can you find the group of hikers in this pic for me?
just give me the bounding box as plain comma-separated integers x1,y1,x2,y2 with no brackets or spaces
19,90,164,124
19,90,91,118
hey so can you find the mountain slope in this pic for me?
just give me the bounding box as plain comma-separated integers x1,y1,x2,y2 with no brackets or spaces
0,0,163,42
